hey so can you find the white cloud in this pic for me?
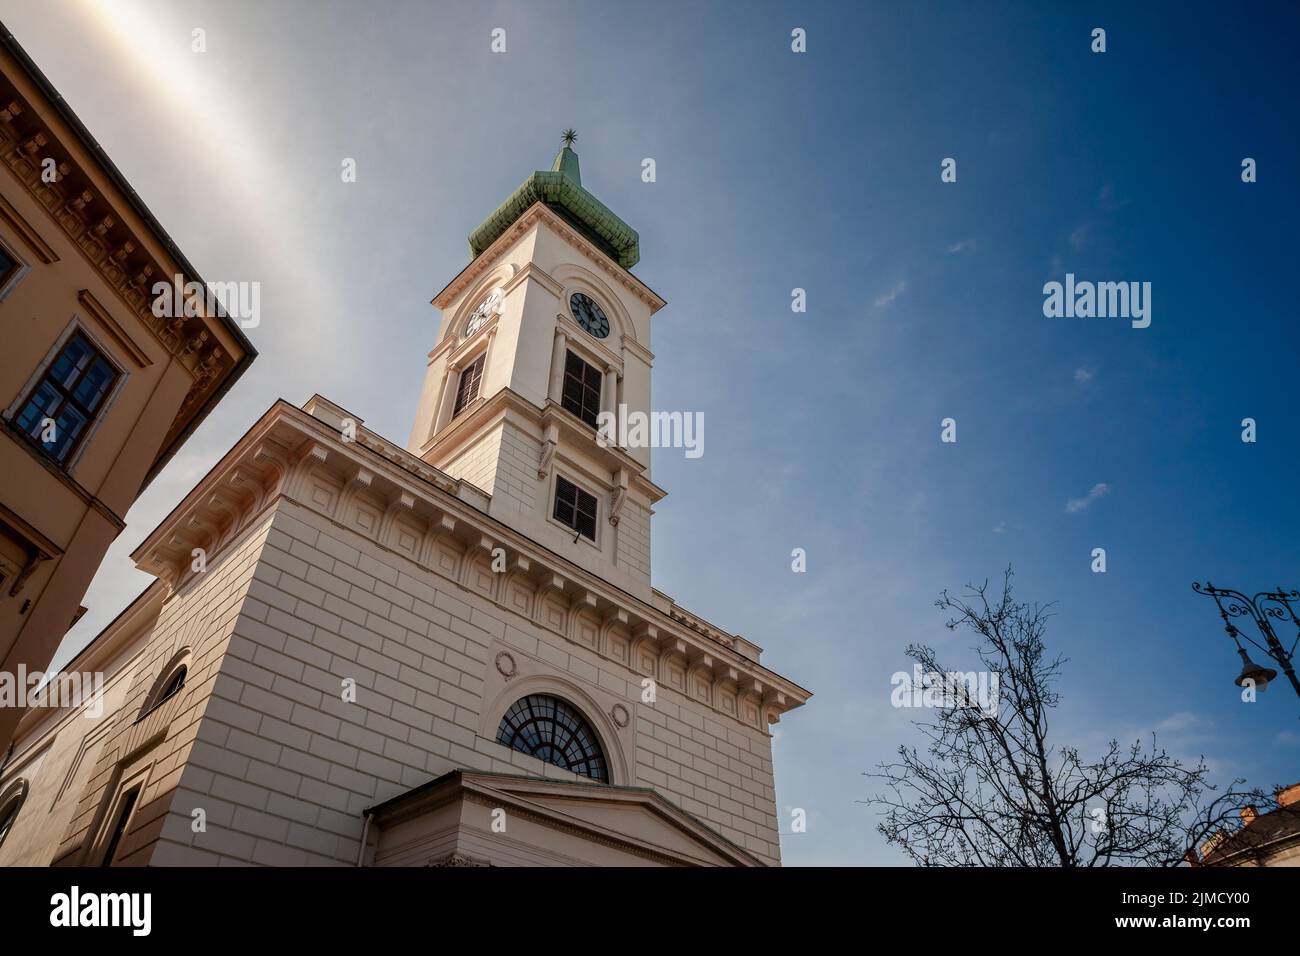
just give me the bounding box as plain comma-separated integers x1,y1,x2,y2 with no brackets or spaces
992,521,1007,534
947,238,976,254
1065,482,1110,513
1074,366,1095,384
1156,711,1204,733
874,281,907,309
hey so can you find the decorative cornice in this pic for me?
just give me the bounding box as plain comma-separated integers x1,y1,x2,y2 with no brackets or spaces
669,607,734,648
419,386,667,506
425,851,491,867
433,203,665,315
131,400,809,729
0,93,228,384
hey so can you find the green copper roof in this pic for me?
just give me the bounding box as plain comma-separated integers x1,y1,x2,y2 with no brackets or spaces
467,144,640,269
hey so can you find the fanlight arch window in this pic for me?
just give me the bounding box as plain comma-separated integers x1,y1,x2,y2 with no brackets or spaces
155,666,186,706
139,656,188,720
0,779,29,851
495,694,608,782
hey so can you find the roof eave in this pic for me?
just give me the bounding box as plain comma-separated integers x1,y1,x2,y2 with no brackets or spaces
467,171,640,269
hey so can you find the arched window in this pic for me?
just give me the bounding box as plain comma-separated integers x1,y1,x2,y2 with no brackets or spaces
0,779,29,851
495,694,608,782
139,658,188,720
156,666,186,706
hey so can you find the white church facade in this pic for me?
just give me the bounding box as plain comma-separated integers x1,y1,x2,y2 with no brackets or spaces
0,141,810,867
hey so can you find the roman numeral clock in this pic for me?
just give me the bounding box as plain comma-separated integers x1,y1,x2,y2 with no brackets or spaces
569,292,610,339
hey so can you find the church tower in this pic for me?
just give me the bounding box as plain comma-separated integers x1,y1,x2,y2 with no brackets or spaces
1,134,810,870
408,133,663,602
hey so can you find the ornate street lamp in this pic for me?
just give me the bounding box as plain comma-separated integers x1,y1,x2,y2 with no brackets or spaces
1192,582,1300,701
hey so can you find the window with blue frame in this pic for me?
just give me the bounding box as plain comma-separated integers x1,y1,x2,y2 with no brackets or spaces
14,332,119,465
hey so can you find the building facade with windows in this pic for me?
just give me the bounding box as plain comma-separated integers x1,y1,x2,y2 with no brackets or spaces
0,138,809,867
0,25,256,757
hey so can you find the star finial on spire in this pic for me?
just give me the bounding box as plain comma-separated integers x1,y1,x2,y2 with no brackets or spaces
561,128,578,148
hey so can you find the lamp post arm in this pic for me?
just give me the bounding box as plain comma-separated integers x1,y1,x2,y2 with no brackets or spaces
1193,582,1272,655
1263,589,1300,660
1193,581,1300,703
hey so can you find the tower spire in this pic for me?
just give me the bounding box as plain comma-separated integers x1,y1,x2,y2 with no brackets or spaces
552,129,581,184
466,131,639,267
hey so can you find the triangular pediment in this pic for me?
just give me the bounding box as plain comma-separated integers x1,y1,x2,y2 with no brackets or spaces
482,777,758,867
368,769,765,867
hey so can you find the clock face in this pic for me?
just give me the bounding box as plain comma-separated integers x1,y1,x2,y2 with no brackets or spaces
465,288,503,338
569,293,610,339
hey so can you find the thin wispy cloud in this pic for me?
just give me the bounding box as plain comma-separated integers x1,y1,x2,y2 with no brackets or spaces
1069,223,1088,251
1156,711,1207,733
1099,182,1130,212
874,280,907,309
947,238,976,254
1065,482,1109,513
1074,366,1095,384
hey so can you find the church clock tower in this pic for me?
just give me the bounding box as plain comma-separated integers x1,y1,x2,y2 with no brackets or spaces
408,133,665,602
5,132,811,872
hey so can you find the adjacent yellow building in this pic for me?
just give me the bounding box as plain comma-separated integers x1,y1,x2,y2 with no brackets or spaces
0,24,256,756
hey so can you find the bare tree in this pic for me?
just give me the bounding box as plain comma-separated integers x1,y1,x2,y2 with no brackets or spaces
865,568,1284,866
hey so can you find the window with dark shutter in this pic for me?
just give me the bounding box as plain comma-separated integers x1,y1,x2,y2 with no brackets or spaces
560,350,602,428
553,475,599,541
452,354,485,418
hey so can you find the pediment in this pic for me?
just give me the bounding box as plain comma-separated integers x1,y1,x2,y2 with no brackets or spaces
368,770,764,868
484,779,757,867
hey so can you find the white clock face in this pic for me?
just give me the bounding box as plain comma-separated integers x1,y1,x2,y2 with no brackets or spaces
465,287,503,337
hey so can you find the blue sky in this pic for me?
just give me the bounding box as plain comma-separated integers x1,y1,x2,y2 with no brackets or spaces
10,0,1299,864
